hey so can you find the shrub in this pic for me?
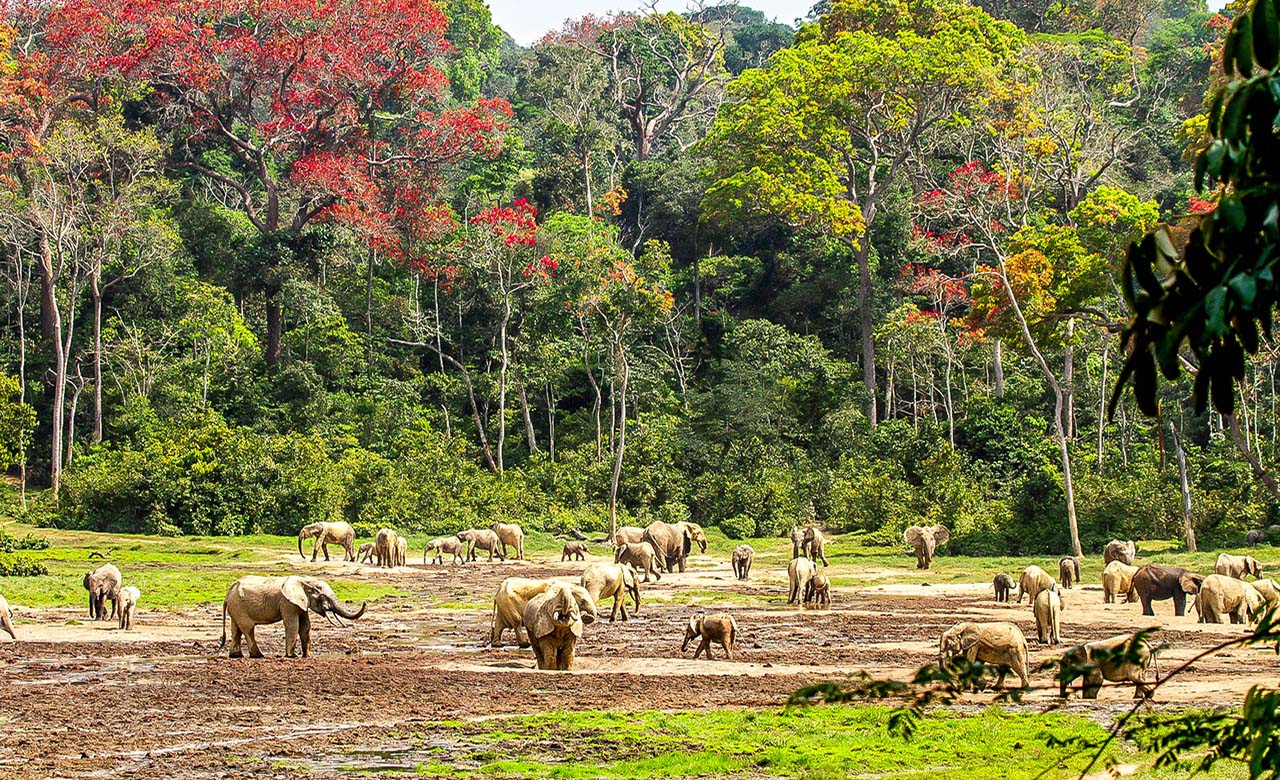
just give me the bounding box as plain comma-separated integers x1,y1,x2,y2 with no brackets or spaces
719,513,754,539
0,554,47,576
0,530,51,553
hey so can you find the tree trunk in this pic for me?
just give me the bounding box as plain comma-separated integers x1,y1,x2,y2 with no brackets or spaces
583,329,603,461
265,291,282,368
1063,318,1075,440
607,340,628,539
66,363,85,467
545,382,556,461
365,247,376,366
496,299,511,474
91,267,103,444
943,343,955,446
518,375,539,455
993,339,1005,398
1169,419,1197,553
854,241,877,429
38,235,65,501
1096,342,1107,474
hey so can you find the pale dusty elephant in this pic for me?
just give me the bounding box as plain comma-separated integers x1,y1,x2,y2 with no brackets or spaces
731,545,754,581
490,522,526,560
0,595,15,640
1215,553,1262,580
394,534,408,567
1101,561,1139,603
1059,633,1156,699
904,525,949,569
938,621,1029,689
357,542,375,564
491,577,554,647
375,528,397,568
118,585,141,631
788,557,818,605
790,527,807,559
580,563,640,622
615,541,663,583
457,528,504,562
683,613,737,660
613,526,646,546
522,583,597,670
562,542,588,561
1195,574,1264,624
426,537,467,565
220,575,366,658
642,521,707,573
1058,556,1081,589
1033,587,1062,645
805,574,831,608
1015,565,1055,605
297,521,356,562
1103,539,1137,566
84,564,122,621
803,527,830,566
1251,578,1280,611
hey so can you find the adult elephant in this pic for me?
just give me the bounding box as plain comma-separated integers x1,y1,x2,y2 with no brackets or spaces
1103,539,1137,566
490,522,526,560
219,575,366,658
296,521,356,562
491,577,555,647
804,527,830,566
615,541,664,583
83,564,122,621
642,521,707,573
1131,564,1204,617
1196,574,1264,624
374,528,397,568
790,527,807,559
1215,553,1262,580
394,534,408,567
458,529,505,562
0,594,15,640
613,526,646,546
580,563,640,622
522,583,597,670
903,525,949,570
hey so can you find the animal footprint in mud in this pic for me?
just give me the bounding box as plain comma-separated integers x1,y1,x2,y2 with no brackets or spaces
752,642,762,649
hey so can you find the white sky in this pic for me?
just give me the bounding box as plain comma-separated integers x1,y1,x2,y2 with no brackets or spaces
487,0,811,46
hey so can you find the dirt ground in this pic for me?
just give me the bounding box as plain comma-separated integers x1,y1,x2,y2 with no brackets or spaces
1,550,1275,779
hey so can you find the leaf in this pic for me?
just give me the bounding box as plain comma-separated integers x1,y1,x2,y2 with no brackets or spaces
1211,360,1236,415
1134,348,1159,417
1237,15,1256,76
1230,273,1258,308
1205,285,1229,339
1192,358,1211,415
1253,0,1280,70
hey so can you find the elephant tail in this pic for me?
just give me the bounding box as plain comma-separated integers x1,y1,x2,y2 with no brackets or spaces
218,598,228,649
488,598,499,646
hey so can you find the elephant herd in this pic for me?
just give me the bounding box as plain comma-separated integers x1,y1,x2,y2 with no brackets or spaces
295,520,526,568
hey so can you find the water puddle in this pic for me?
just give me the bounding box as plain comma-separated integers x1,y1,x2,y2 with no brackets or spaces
10,658,158,686
279,738,470,774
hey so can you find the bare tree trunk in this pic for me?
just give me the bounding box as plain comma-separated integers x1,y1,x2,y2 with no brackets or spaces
993,338,1005,398
1228,415,1280,502
943,343,955,447
582,326,603,461
66,362,85,467
855,242,877,429
1169,419,1197,553
496,299,511,474
39,236,65,501
545,382,556,461
1096,342,1108,474
885,353,895,420
1063,318,1075,440
91,267,103,444
518,375,538,455
607,340,628,539
365,247,376,366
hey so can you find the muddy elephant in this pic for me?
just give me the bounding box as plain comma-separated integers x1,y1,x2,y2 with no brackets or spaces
490,522,526,560
1058,556,1081,589
0,595,15,640
1059,633,1156,699
790,527,807,559
1215,553,1262,580
804,527,830,566
788,556,817,605
1103,539,1137,566
1034,587,1062,645
458,528,505,562
357,542,375,564
904,524,950,570
84,564,122,621
938,621,1030,689
117,585,140,631
523,583,597,670
683,613,738,660
642,521,707,573
375,528,397,568
297,521,356,562
220,575,366,658
613,526,646,546
1102,561,1139,604
731,545,754,581
805,574,831,608
580,563,640,622
993,573,1015,603
1195,574,1264,624
562,542,587,561
1251,578,1280,611
425,537,466,565
1015,565,1055,605
394,534,408,567
1131,564,1203,616
491,577,554,647
615,541,663,583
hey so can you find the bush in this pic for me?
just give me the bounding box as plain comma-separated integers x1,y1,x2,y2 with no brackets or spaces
719,513,754,539
0,530,51,553
0,554,47,576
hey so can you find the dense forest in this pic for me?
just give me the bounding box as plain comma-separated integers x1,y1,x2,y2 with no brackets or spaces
0,0,1263,555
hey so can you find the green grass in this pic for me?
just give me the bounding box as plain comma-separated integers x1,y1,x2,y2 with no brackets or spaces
390,707,1243,779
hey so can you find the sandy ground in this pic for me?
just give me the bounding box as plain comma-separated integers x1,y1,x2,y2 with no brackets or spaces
1,550,1276,778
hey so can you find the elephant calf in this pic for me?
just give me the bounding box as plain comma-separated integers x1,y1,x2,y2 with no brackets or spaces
1101,561,1138,604
580,563,640,621
805,574,831,608
1195,574,1264,624
0,595,15,640
425,537,466,565
615,541,663,583
458,529,505,562
1215,553,1263,580
562,542,588,561
357,542,375,564
993,573,1015,603
938,621,1030,689
1033,587,1062,645
683,613,738,660
1058,556,1081,589
118,586,141,631
788,557,817,605
1059,633,1157,700
1103,539,1137,566
731,545,754,580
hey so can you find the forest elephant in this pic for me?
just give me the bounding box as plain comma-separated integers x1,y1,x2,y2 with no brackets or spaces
1101,561,1139,604
788,556,818,605
1059,633,1157,699
615,541,664,583
1058,556,1081,589
1246,529,1266,546
458,529,505,562
0,595,15,640
83,564,122,621
938,621,1030,689
682,613,738,660
374,528,397,568
642,521,707,573
904,524,950,570
790,527,806,559
803,527,830,566
1215,553,1263,580
1103,539,1137,566
425,537,466,565
993,573,1015,603
613,526,646,546
220,575,366,658
394,534,408,567
1033,587,1063,645
562,542,588,561
118,585,141,631
1015,565,1055,605
491,577,555,647
805,574,831,608
731,545,754,581
580,563,640,622
1250,578,1280,612
491,522,526,560
297,521,356,562
1131,564,1203,617
357,542,375,564
522,583,597,670
1195,574,1265,624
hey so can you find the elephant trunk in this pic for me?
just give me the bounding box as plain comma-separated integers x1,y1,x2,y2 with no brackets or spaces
298,533,306,559
327,596,366,621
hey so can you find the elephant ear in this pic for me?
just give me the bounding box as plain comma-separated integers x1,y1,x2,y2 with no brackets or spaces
281,577,310,613
572,587,597,625
904,526,924,547
681,528,692,556
932,525,950,546
1180,574,1203,594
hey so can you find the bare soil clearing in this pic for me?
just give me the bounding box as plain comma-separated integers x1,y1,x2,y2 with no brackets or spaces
1,550,1274,778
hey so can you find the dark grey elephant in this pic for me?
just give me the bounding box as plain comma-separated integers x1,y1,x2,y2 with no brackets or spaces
642,521,707,573
1131,564,1203,616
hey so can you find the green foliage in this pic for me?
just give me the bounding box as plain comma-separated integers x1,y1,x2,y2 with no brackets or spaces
0,374,35,471
718,513,754,539
0,554,48,576
0,530,51,553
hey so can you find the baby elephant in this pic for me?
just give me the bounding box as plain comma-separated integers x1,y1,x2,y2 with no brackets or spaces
938,621,1030,689
731,544,754,580
1059,633,1157,700
682,613,738,660
356,542,375,564
805,574,831,608
561,541,588,561
1033,587,1063,645
1058,556,1081,589
993,573,1015,603
425,536,466,565
118,586,141,631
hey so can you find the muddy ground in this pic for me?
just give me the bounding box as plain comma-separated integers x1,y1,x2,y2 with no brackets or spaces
1,550,1275,778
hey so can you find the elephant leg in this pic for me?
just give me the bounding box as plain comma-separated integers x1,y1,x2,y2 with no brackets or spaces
322,541,331,562
284,615,299,658
618,593,628,621
722,639,733,660
246,626,265,659
299,612,311,658
609,596,619,622
516,625,530,649
229,622,245,658
1083,672,1102,699
1141,597,1155,617
311,540,320,562
1173,592,1186,617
